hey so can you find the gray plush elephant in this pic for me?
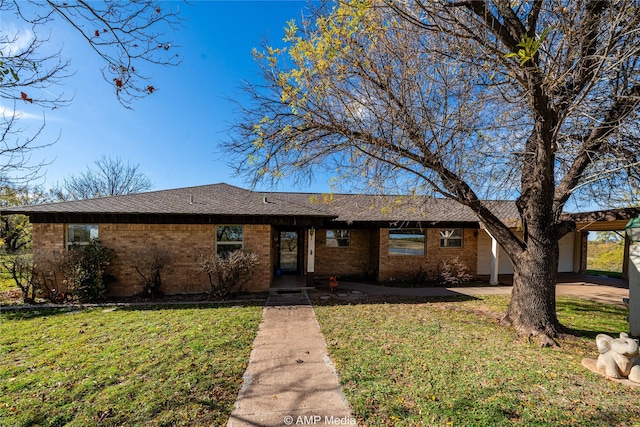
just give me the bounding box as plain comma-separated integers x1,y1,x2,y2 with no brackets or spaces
595,333,640,382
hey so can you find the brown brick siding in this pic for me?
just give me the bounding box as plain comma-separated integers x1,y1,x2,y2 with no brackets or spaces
33,223,273,296
315,229,374,277
242,224,273,291
32,223,66,253
378,228,478,282
33,223,480,293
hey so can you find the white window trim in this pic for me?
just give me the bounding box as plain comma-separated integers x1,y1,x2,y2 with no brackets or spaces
440,228,463,248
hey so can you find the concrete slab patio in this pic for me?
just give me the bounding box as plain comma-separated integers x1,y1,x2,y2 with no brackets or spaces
337,274,629,307
227,290,355,427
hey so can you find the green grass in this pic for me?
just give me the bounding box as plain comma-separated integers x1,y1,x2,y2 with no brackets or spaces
0,261,17,293
0,304,263,426
0,275,16,292
313,295,640,426
587,240,624,273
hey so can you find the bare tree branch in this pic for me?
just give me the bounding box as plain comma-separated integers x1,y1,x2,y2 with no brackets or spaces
53,155,153,200
0,0,181,187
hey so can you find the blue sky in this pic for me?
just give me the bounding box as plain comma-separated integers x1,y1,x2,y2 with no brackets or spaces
3,1,334,193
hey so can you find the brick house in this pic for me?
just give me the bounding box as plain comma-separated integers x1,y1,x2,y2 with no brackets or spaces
3,183,637,295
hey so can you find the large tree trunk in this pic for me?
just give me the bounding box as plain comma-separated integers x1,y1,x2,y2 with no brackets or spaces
503,225,562,346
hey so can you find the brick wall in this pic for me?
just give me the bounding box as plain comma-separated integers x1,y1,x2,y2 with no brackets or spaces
243,224,273,291
32,223,66,254
33,223,273,296
314,229,374,277
378,228,478,282
33,223,481,292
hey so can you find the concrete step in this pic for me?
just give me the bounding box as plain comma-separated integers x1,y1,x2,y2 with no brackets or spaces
266,289,311,306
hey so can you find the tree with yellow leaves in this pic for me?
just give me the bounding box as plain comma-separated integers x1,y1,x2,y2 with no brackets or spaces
227,0,640,345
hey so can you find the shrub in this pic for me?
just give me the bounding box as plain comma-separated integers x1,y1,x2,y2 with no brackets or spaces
0,252,37,303
436,256,474,286
32,240,115,303
73,239,115,302
32,250,78,303
133,247,171,297
198,250,258,299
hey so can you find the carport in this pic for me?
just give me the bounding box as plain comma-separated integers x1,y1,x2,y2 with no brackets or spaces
570,207,640,280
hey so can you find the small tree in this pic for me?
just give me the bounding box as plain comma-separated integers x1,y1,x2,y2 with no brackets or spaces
133,247,171,298
198,250,259,300
0,252,37,303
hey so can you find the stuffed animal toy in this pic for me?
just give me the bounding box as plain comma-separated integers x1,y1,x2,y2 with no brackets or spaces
595,333,640,382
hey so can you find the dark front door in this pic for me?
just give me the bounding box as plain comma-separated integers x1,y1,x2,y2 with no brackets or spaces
279,231,299,273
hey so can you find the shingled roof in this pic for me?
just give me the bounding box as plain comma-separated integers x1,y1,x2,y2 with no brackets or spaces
270,192,519,225
1,183,520,226
1,184,333,218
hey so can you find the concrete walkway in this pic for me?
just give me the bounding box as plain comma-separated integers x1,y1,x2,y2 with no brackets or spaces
228,290,354,427
228,277,628,426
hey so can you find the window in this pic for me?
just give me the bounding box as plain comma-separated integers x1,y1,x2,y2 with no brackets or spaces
216,225,243,255
440,229,463,248
388,229,425,256
326,230,350,247
67,224,98,249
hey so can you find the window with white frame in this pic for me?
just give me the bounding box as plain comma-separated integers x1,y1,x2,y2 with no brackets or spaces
67,224,99,249
326,230,350,247
216,225,244,255
388,229,425,256
440,228,463,248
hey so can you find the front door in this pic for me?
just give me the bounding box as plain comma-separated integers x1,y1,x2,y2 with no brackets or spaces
279,231,299,273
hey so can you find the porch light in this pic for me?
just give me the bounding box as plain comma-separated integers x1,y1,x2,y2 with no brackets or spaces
309,227,315,237
626,216,640,243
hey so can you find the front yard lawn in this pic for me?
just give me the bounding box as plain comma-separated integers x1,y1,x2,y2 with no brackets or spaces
314,295,640,426
0,304,263,426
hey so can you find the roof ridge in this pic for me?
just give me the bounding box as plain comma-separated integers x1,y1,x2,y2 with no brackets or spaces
257,189,517,202
12,182,247,209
